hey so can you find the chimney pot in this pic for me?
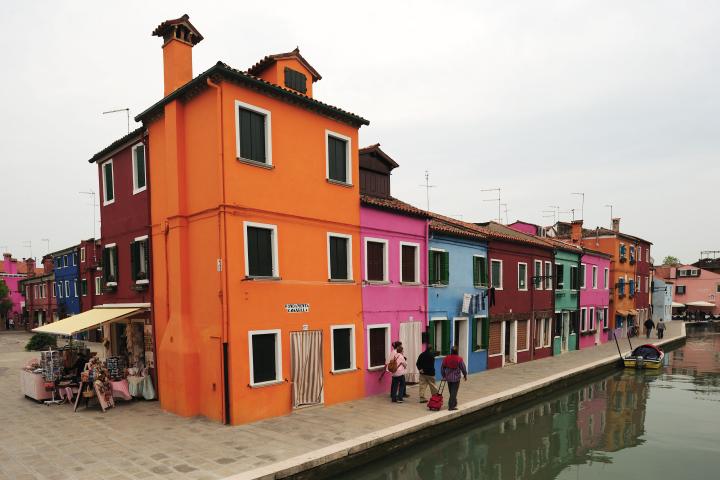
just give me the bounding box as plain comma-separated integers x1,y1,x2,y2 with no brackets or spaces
612,217,621,233
571,220,583,243
152,15,204,96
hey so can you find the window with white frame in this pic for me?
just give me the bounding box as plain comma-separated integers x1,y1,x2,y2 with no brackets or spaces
132,143,147,193
326,131,352,185
131,237,150,283
57,282,63,299
592,265,598,289
518,262,528,290
544,261,552,289
555,264,564,289
367,324,390,369
81,279,88,296
328,233,352,281
244,222,279,278
535,318,543,348
544,318,552,346
80,247,86,263
534,260,543,290
589,307,595,330
95,277,103,295
235,100,272,165
103,244,118,286
249,330,282,386
331,325,355,372
51,282,56,298
603,307,609,329
604,268,609,289
491,259,503,289
580,264,586,289
102,159,115,205
431,318,447,356
580,308,587,331
74,280,78,297
638,246,642,262
64,280,69,297
400,242,420,284
365,238,388,282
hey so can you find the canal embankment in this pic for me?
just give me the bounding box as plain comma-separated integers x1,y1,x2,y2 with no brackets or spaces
228,321,686,480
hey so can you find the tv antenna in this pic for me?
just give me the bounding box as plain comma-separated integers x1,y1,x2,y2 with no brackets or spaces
419,170,436,211
542,210,557,224
79,190,98,240
481,187,501,223
571,192,585,220
102,108,131,134
41,238,50,256
604,204,613,228
22,240,32,259
500,203,510,224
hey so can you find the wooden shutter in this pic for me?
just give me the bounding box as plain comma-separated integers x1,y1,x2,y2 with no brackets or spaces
328,136,347,183
330,237,348,280
102,248,109,283
401,245,416,282
130,242,138,281
428,251,436,284
284,67,307,93
369,328,386,367
366,241,384,281
251,333,277,383
247,227,273,276
440,252,450,285
135,146,146,189
482,318,490,349
239,107,266,163
471,318,478,350
332,328,351,370
473,257,480,286
441,321,450,355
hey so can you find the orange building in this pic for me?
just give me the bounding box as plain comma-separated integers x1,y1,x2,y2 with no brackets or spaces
136,15,369,424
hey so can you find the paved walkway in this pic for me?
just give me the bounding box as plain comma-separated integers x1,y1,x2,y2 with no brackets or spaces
0,323,684,480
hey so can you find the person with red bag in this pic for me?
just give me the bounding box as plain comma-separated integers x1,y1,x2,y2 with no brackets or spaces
441,346,467,411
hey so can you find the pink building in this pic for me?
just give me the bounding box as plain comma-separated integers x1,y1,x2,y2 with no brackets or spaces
1,253,37,328
577,249,612,348
359,145,429,396
655,264,720,316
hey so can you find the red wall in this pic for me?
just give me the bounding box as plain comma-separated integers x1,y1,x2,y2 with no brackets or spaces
635,241,651,309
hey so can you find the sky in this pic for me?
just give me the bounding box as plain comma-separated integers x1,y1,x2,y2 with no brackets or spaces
0,0,718,264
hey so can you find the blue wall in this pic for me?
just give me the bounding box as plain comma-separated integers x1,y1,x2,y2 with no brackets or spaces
428,233,488,376
53,248,80,317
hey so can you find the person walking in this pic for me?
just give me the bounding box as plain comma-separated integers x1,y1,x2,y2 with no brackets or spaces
441,346,467,411
416,345,438,403
643,317,655,339
656,319,666,339
389,345,407,403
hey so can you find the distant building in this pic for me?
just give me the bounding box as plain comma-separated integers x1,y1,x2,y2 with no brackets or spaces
19,257,56,329
1,252,41,329
52,245,80,319
693,251,720,275
654,265,720,315
651,277,673,322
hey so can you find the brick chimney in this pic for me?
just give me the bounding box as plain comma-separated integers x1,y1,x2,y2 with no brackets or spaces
152,14,204,96
570,220,583,243
612,217,621,233
24,258,36,277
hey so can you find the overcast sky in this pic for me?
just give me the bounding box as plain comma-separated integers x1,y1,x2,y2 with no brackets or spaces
1,1,718,264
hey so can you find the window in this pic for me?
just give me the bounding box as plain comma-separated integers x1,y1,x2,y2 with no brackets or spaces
429,250,449,285
284,67,307,93
80,247,86,263
676,285,686,295
604,268,609,289
518,262,528,290
592,266,598,289
679,270,688,277
619,243,626,259
326,131,351,184
589,307,595,330
544,261,552,289
555,264,564,289
235,100,271,165
331,325,355,372
580,308,587,332
74,280,78,297
472,316,488,351
534,260,543,290
131,237,150,283
603,308,609,329
57,282,63,299
244,222,279,278
248,330,282,385
63,255,68,267
629,279,635,296
73,253,77,266
400,242,419,284
544,318,552,346
365,238,388,282
579,264,586,289
629,245,635,263
618,277,626,295
535,318,544,348
95,277,103,295
570,266,579,290
717,284,720,293
473,256,488,287
51,282,55,298
81,279,88,296
367,324,390,369
132,143,147,194
638,246,642,262
64,280,69,297
429,318,450,356
102,160,114,205
328,234,352,281
491,259,503,289
103,245,118,285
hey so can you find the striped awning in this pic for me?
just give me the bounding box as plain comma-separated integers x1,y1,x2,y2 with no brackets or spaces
32,308,141,336
616,310,629,316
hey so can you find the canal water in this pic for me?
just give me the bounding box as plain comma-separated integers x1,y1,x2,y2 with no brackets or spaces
343,325,720,479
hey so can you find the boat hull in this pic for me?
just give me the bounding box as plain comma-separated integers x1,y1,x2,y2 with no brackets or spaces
623,357,663,369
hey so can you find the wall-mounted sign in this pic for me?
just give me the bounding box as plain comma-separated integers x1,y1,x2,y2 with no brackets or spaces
285,303,310,313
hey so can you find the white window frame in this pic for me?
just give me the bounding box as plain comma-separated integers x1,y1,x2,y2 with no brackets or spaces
243,221,280,278
81,279,87,297
235,100,273,166
592,265,598,289
330,324,356,373
580,307,587,332
131,142,147,194
101,159,115,206
95,276,103,295
638,246,642,262
544,261,552,290
57,282,63,299
51,282,55,298
134,235,150,284
535,317,544,348
555,263,564,290
534,260,543,290
399,241,421,284
64,280,69,298
364,237,389,283
603,307,609,329
473,315,485,351
491,259,504,290
327,233,353,281
74,280,78,298
589,307,595,330
544,317,552,347
604,268,609,289
80,247,86,263
430,317,448,357
325,130,353,185
580,263,587,289
105,243,118,286
518,262,528,291
248,329,282,387
367,323,391,370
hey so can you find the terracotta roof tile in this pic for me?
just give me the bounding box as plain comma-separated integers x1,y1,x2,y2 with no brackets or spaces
361,195,429,218
88,127,145,164
247,47,322,82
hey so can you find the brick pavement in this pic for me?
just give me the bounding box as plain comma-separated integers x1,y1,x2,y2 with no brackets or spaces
0,323,684,480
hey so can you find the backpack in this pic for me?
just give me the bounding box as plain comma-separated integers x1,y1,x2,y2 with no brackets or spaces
387,355,399,373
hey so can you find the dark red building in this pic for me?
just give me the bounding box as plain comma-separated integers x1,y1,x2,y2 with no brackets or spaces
19,257,57,329
478,222,555,369
634,238,652,323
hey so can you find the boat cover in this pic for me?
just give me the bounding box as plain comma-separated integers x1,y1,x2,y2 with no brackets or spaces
631,344,662,360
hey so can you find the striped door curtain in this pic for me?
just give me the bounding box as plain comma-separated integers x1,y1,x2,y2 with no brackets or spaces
291,330,324,408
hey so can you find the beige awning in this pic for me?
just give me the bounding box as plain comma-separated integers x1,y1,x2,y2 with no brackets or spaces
685,301,716,308
32,308,141,336
671,302,685,308
616,310,628,316
627,309,638,316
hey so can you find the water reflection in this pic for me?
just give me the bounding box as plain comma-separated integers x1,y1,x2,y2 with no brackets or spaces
343,325,720,480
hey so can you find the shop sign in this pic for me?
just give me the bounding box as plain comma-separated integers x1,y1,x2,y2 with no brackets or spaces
285,303,310,313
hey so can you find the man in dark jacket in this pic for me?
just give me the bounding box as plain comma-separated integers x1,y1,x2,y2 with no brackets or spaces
644,318,655,339
416,345,438,403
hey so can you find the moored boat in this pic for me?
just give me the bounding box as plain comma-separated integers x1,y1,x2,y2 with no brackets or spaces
624,344,664,369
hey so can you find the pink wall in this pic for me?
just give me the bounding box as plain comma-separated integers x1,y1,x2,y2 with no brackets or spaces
508,221,540,236
360,206,427,396
657,265,720,315
1,254,26,322
579,252,611,348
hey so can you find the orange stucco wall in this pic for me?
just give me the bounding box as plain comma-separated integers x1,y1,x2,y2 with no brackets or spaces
148,77,364,424
256,58,315,97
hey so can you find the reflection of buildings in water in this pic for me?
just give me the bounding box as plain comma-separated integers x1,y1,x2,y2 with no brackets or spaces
577,380,608,450
668,330,720,378
600,372,649,452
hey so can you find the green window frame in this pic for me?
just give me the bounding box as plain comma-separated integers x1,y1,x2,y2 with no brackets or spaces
428,319,451,356
473,256,488,287
471,317,490,351
428,250,449,285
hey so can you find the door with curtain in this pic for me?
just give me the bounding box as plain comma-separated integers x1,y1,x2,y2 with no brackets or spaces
290,330,324,408
399,321,422,384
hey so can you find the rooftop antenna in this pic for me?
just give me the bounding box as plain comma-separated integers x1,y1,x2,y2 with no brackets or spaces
0,245,8,254
79,190,98,240
482,187,502,223
41,238,50,256
572,192,585,220
102,108,131,134
542,210,557,224
418,170,436,211
22,240,32,259
559,210,573,221
548,205,560,224
501,203,510,224
604,204,613,228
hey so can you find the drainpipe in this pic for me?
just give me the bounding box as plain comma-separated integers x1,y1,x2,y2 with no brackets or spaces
207,77,231,424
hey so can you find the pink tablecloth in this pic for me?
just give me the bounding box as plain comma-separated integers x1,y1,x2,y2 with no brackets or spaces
110,379,132,400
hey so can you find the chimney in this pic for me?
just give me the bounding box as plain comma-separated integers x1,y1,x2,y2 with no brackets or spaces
25,258,36,277
612,217,621,233
152,14,204,96
571,220,583,243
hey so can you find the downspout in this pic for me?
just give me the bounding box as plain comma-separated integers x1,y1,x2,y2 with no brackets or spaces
207,77,231,424
144,130,160,394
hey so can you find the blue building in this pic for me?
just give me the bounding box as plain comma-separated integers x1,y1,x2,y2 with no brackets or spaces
652,278,674,323
52,245,80,319
427,217,489,376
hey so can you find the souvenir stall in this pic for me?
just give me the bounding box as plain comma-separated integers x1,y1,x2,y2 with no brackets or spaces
29,307,156,412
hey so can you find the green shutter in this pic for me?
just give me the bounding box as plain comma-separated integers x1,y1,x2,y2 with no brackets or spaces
102,248,109,283
473,257,479,286
471,318,478,351
428,320,435,353
428,251,436,284
480,257,488,286
441,251,450,285
482,318,490,349
442,320,451,355
130,242,138,281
